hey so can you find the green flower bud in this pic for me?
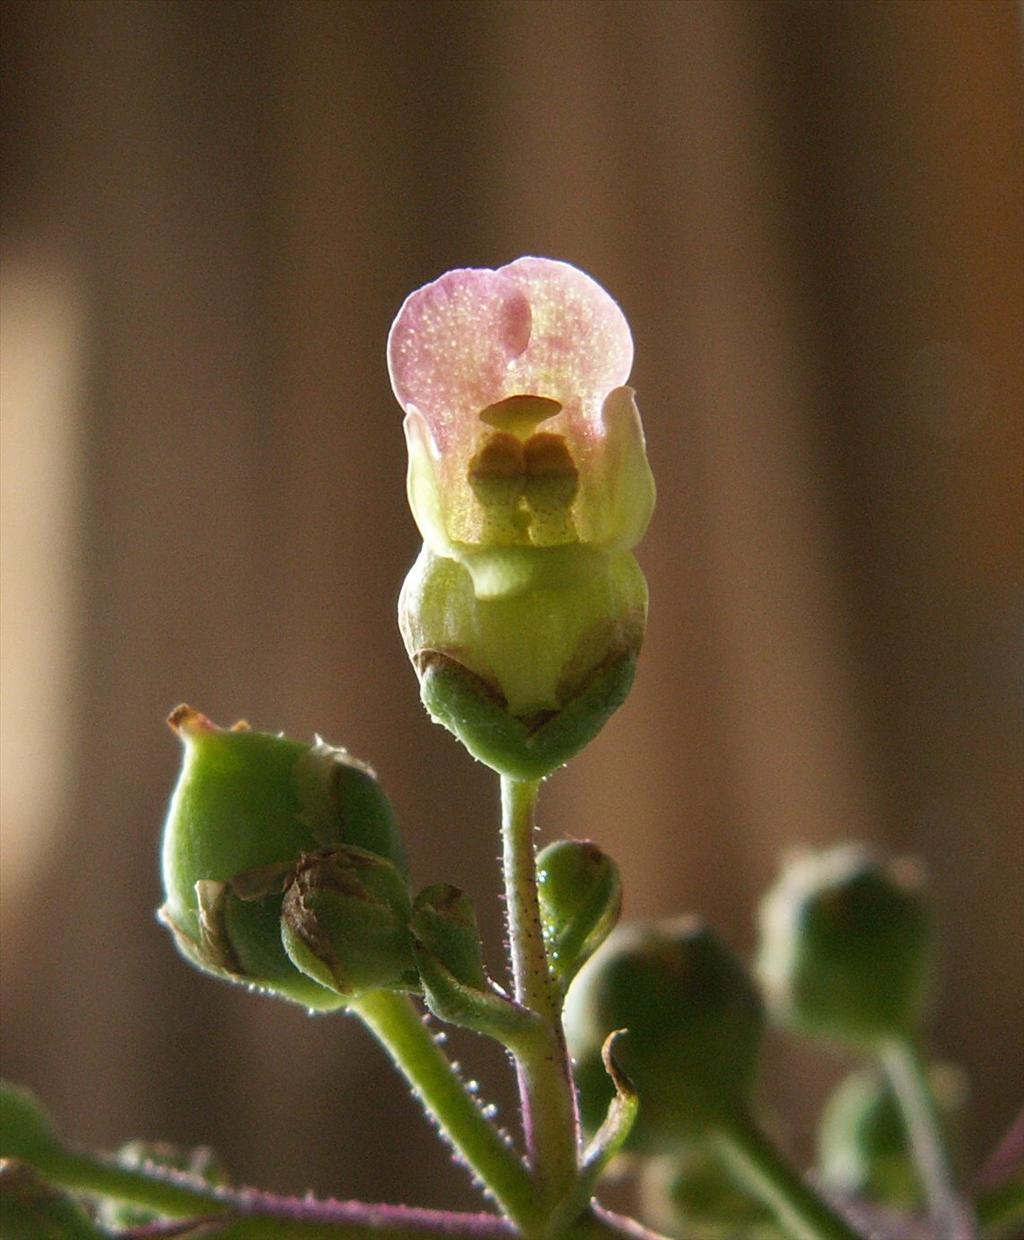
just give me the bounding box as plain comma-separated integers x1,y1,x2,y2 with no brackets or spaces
818,1062,965,1209
409,884,538,1046
411,884,487,990
159,707,406,1010
756,846,933,1049
280,847,418,1000
400,546,645,779
565,919,765,1151
640,1150,780,1240
537,839,621,989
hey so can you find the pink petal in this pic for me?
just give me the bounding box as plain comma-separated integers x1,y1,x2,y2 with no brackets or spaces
388,259,633,452
499,258,633,430
388,268,532,452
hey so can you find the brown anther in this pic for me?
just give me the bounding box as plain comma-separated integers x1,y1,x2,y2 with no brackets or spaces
468,432,525,482
523,432,578,481
479,394,562,439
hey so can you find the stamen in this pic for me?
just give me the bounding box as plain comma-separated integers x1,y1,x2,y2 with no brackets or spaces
523,432,579,546
468,433,529,544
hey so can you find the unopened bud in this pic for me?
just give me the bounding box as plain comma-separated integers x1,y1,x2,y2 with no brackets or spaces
159,708,405,1009
411,884,487,990
280,847,417,1000
537,839,621,989
756,846,933,1049
565,919,765,1150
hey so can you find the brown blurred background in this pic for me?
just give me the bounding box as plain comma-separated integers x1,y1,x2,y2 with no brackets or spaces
2,0,1022,1215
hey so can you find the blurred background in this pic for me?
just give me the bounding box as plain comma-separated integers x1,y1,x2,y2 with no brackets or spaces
2,0,1021,1216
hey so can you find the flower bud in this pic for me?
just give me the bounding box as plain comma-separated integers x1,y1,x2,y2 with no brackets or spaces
565,919,765,1151
818,1062,965,1209
280,847,417,1000
411,884,487,990
409,884,536,1044
756,846,933,1049
159,707,406,1009
537,839,621,989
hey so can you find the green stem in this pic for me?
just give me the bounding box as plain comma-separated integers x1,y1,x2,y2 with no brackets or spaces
7,1146,520,1238
712,1112,862,1240
352,990,536,1228
880,1037,976,1239
500,775,579,1209
21,1149,226,1217
171,1226,487,1240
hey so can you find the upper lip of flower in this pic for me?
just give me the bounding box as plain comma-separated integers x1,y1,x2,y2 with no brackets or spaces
389,258,654,563
387,257,634,450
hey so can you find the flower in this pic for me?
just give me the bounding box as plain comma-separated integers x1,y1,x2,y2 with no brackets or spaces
388,257,654,593
390,259,654,773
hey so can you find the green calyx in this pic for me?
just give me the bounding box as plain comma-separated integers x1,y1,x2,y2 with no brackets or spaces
400,543,645,778
417,648,637,782
565,919,765,1151
756,845,933,1050
159,708,407,1009
401,543,644,773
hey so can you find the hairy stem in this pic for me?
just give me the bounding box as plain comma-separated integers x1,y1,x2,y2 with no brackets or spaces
712,1111,863,1240
881,1037,976,1239
12,1149,225,1218
500,775,579,1209
352,991,536,1228
3,1150,518,1238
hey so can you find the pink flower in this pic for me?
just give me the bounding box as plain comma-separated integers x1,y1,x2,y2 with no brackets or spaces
388,258,654,577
